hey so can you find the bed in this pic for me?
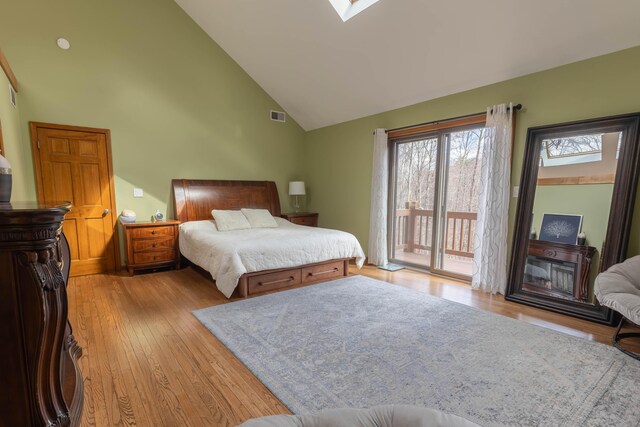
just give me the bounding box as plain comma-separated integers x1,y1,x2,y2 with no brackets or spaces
172,179,365,298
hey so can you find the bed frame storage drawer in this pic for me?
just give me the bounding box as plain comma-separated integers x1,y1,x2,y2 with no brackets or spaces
248,269,302,294
302,260,345,283
236,259,351,297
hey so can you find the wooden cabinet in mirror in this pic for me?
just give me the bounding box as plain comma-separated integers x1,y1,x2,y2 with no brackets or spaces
506,113,640,325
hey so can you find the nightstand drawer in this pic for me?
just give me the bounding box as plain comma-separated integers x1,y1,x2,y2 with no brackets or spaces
131,226,174,239
133,250,176,265
291,216,316,226
132,236,175,252
281,213,319,227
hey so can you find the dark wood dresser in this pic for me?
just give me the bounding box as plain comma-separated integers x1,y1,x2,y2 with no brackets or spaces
0,202,83,427
524,239,597,302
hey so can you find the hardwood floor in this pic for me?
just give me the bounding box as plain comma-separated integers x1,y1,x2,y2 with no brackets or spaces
68,265,638,426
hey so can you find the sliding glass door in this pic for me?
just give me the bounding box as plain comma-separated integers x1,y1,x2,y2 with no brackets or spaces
389,136,439,268
389,125,487,280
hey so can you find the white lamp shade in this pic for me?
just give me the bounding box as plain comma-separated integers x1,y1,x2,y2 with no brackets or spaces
0,154,11,172
288,181,306,196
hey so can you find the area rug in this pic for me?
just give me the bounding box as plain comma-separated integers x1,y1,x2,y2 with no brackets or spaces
193,276,640,427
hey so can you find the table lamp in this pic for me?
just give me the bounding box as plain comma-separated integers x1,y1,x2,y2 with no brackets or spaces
288,181,305,212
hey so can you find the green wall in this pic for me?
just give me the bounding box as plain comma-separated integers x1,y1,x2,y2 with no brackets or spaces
0,73,28,198
304,46,640,258
0,0,306,217
532,184,613,253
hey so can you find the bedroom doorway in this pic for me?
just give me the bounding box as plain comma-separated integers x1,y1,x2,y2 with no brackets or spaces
389,123,487,281
30,122,119,276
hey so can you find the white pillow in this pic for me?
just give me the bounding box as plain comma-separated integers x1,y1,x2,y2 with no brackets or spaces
241,208,278,228
180,220,218,235
211,210,251,231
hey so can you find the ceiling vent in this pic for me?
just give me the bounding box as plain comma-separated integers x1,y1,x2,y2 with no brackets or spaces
270,110,286,123
8,84,16,108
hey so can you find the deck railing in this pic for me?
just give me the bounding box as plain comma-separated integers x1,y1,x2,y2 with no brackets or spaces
394,207,477,258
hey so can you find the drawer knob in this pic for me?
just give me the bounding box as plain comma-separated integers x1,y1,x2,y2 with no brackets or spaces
152,244,157,248
151,230,157,235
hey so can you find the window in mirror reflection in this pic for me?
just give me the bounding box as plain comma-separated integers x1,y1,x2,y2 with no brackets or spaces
545,133,602,158
537,131,620,185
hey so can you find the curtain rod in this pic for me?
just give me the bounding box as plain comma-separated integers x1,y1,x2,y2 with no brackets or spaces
374,104,522,135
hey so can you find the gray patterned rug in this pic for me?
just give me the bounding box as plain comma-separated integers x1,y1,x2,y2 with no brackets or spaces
193,275,640,427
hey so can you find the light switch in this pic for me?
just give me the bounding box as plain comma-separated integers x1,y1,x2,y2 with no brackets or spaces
512,186,519,198
133,188,144,198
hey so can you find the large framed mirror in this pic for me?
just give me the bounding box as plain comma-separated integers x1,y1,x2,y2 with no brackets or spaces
506,113,640,325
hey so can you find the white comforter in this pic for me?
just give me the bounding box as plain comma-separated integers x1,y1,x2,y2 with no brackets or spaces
179,217,365,297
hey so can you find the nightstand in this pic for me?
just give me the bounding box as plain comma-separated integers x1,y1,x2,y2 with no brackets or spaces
122,220,180,275
281,212,319,227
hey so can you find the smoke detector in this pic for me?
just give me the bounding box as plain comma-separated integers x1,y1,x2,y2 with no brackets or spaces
56,38,71,50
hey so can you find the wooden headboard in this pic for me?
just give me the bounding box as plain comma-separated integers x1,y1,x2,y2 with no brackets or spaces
171,179,282,223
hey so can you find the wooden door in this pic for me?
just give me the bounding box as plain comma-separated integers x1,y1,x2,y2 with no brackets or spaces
31,123,118,276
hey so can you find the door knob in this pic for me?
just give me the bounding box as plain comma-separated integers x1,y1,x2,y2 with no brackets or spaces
102,208,110,217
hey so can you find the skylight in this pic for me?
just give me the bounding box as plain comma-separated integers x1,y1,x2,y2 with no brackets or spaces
328,0,381,22
545,134,602,158
540,134,603,167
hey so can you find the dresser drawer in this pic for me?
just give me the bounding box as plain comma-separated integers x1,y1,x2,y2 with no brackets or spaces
131,226,174,239
132,236,175,252
302,260,344,283
133,250,176,265
290,215,317,227
248,269,302,294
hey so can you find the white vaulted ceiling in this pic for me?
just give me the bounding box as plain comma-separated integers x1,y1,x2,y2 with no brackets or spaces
175,0,640,130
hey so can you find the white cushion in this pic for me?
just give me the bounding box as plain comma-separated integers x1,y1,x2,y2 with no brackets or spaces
211,210,251,231
239,405,480,427
595,255,640,325
241,208,278,228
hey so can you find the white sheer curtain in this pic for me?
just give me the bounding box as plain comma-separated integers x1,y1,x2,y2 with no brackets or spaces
368,129,388,266
472,103,513,294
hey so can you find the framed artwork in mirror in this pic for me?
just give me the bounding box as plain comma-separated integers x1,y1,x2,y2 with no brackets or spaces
506,113,640,325
539,213,582,244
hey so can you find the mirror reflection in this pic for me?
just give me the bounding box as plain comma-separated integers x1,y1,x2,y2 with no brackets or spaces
524,131,621,303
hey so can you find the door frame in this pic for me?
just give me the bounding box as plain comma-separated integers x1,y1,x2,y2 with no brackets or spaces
387,118,488,282
29,121,120,271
